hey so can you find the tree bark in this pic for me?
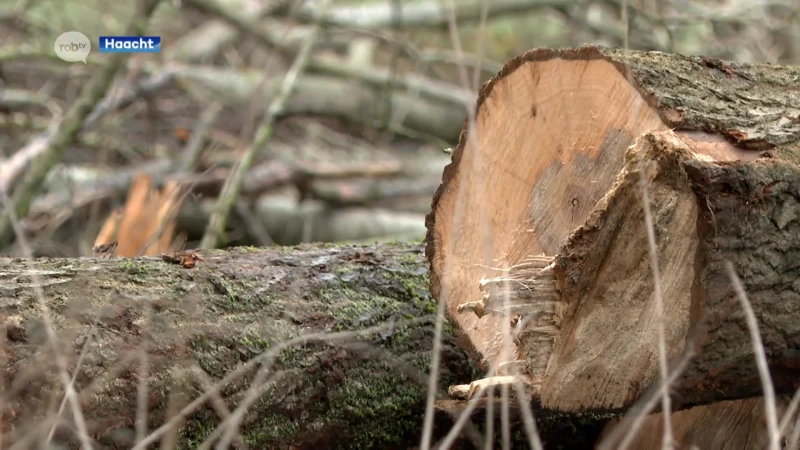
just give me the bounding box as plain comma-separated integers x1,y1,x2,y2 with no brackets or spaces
0,243,480,449
426,44,799,435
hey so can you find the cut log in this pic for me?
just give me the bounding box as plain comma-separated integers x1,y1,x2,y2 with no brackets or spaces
0,243,482,449
598,395,797,450
426,45,800,417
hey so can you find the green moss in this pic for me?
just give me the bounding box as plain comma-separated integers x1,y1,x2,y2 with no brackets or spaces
326,360,426,448
238,333,271,351
333,264,354,274
177,411,218,448
321,287,403,331
395,253,418,264
377,264,437,316
245,413,301,443
207,273,275,312
118,258,150,277
276,346,316,366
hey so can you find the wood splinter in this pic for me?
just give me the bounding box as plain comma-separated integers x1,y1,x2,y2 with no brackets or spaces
448,375,527,401
456,256,558,319
455,257,561,386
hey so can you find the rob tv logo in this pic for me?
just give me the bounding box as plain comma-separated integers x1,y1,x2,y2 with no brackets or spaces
54,31,91,63
99,36,161,53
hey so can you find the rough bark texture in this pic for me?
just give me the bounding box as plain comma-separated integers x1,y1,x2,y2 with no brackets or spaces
592,46,800,154
0,243,478,449
678,154,800,404
425,44,799,421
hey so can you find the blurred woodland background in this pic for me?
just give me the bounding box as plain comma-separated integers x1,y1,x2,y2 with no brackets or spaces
0,0,798,256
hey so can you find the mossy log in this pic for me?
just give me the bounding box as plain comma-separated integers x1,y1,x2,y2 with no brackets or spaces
0,243,612,450
0,243,477,449
426,45,800,448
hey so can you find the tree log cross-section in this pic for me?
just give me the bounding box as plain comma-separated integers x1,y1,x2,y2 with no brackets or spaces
425,45,800,429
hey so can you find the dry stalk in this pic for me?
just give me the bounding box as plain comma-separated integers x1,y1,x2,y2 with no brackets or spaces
421,0,495,446
638,163,674,449
726,262,781,450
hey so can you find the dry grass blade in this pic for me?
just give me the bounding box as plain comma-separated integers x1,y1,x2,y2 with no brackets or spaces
790,412,800,450
501,261,543,450
725,262,781,450
418,158,464,450
135,305,152,443
190,364,246,450
0,318,5,448
511,378,543,450
780,388,800,440
470,0,491,92
638,166,674,448
436,380,492,449
434,264,516,449
442,0,548,445
210,370,288,449
501,272,512,450
422,0,497,447
45,320,99,444
484,385,495,450
500,383,510,450
597,342,697,450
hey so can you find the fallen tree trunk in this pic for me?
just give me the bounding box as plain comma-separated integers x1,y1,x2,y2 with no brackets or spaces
0,243,483,449
170,66,466,143
0,243,619,449
426,45,799,445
